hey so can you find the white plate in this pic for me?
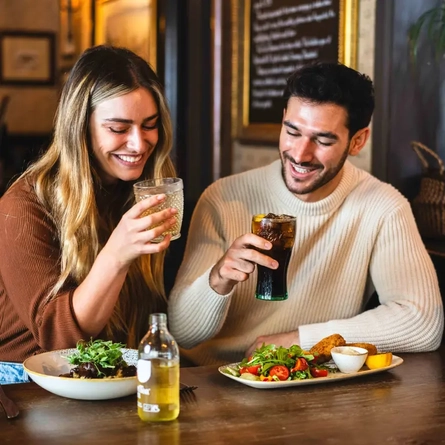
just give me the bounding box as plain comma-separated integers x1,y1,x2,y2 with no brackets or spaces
23,348,138,400
218,355,403,389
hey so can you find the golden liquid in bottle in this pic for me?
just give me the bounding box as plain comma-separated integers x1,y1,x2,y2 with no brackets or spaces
137,358,180,422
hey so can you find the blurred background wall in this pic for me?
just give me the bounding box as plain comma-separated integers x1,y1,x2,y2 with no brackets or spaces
0,0,59,134
0,0,443,206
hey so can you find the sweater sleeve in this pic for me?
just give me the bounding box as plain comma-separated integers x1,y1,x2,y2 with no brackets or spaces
299,201,444,353
0,186,86,351
168,188,234,349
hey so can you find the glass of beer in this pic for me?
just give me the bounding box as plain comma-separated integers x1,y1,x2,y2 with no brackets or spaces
133,178,184,242
251,213,296,301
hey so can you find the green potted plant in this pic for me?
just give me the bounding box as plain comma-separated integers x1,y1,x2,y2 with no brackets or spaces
408,1,445,60
408,2,445,240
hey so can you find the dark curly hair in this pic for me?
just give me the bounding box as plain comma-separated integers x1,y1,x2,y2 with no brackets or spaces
283,62,375,137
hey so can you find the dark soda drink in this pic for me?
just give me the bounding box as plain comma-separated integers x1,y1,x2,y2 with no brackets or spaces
251,213,296,301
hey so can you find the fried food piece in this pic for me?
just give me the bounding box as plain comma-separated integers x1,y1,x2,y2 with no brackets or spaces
309,334,346,363
345,343,378,356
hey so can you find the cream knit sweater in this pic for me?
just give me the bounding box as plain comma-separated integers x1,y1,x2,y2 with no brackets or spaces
169,160,444,366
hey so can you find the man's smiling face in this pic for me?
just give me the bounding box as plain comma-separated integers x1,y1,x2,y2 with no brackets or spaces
279,96,367,202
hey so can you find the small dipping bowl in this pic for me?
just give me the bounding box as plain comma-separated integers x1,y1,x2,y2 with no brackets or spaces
331,346,368,374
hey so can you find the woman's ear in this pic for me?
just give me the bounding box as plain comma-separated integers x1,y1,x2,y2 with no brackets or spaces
348,128,370,156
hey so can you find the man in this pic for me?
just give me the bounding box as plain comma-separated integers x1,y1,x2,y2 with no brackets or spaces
168,62,444,366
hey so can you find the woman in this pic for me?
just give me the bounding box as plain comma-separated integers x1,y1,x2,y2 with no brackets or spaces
0,45,177,383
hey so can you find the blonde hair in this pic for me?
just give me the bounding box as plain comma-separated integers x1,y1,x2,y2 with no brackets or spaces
22,46,176,347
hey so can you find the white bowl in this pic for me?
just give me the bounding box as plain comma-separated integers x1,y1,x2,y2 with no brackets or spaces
331,346,368,374
23,348,138,400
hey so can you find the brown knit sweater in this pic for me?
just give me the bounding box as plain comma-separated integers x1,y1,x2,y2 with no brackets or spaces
0,177,89,362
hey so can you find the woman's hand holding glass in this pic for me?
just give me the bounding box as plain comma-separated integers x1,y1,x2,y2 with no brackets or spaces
103,194,177,269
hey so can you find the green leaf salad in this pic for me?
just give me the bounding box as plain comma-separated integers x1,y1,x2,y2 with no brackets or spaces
224,343,334,382
62,339,136,379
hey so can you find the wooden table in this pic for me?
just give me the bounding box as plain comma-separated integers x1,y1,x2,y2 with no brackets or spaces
1,348,445,445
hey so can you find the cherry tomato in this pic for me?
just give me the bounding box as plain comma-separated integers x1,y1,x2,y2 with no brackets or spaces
240,364,261,376
247,365,261,375
291,358,309,372
310,367,328,378
269,365,290,381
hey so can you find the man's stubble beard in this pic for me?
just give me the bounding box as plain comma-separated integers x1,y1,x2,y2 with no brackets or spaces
280,144,350,196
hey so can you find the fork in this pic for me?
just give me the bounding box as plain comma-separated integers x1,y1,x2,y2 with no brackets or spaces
0,384,19,419
180,382,198,393
180,382,197,405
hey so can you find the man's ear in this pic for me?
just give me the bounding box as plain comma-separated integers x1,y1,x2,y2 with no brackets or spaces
348,127,370,156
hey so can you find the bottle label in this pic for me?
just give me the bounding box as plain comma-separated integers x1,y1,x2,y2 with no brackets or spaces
137,359,151,383
137,401,161,413
137,385,150,396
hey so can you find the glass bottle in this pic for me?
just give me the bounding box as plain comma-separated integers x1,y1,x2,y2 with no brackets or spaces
137,313,180,422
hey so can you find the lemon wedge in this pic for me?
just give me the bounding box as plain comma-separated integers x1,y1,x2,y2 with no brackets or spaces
252,214,266,222
365,352,393,369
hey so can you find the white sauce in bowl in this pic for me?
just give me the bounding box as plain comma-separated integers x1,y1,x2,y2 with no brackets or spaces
338,347,363,355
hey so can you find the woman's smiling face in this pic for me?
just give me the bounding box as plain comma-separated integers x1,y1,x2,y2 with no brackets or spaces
89,87,159,184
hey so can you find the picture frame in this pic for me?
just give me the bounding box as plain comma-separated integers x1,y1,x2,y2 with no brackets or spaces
94,0,157,70
232,0,358,145
0,31,56,86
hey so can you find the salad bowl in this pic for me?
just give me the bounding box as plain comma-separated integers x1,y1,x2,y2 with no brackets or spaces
23,348,138,400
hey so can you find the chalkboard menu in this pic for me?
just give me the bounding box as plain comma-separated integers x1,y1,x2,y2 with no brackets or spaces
237,0,357,143
249,0,341,124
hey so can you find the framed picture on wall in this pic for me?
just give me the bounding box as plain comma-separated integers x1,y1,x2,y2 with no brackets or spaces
0,31,56,86
94,0,157,70
232,0,358,144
